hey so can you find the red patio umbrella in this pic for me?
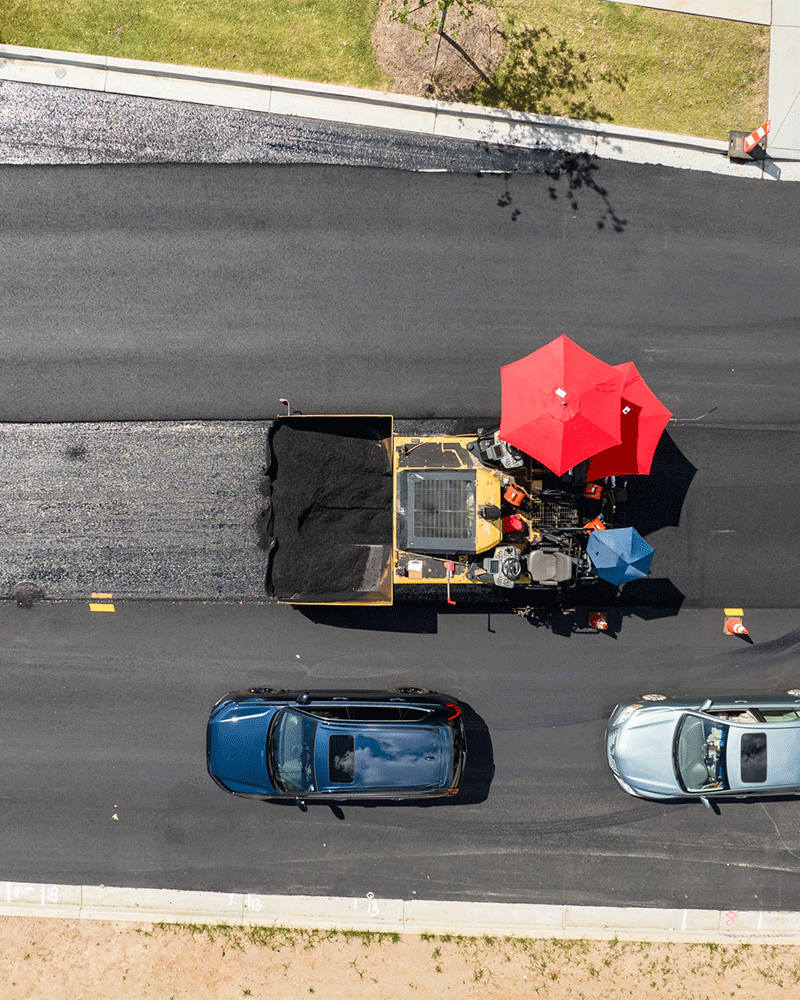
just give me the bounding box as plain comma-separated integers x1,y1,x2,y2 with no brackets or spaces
587,362,672,479
498,335,626,476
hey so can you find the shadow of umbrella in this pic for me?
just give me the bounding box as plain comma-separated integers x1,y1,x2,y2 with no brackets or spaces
614,578,686,617
625,431,698,537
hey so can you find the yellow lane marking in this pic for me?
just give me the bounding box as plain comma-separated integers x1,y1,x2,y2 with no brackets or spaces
724,607,744,616
92,592,114,599
89,603,115,612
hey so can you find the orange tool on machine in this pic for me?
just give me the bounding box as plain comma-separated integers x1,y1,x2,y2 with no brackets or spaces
582,516,605,532
503,482,527,506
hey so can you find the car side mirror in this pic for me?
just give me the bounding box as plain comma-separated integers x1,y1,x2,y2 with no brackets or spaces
297,798,308,812
297,692,310,705
699,795,712,809
700,699,712,712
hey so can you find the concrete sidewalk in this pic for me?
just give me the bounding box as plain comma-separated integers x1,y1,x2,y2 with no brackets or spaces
768,3,800,160
613,1,770,22
4,880,800,944
614,1,800,166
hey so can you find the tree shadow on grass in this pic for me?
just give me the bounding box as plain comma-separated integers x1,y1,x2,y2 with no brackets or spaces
474,20,627,121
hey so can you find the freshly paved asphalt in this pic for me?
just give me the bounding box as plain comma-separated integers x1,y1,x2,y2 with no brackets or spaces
2,599,800,911
3,162,799,426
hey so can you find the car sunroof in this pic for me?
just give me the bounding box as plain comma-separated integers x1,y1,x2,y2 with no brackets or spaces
329,734,355,784
740,732,767,783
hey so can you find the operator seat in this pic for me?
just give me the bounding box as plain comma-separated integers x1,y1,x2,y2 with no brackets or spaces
527,550,573,585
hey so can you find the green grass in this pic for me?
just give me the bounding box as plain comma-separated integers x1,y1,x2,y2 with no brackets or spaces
0,0,769,138
0,0,386,89
143,921,402,951
475,0,769,138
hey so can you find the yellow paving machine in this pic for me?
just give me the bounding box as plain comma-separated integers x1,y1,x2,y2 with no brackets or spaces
265,416,625,606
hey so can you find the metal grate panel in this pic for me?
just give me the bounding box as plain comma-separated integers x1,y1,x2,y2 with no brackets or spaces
400,471,477,553
413,478,473,540
531,498,581,530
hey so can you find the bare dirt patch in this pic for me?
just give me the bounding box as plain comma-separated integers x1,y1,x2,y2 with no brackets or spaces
3,916,800,999
371,0,506,101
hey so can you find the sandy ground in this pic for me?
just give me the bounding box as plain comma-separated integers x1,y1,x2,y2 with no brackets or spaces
4,917,800,999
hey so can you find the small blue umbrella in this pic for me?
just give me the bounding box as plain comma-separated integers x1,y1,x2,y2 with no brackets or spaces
587,527,654,586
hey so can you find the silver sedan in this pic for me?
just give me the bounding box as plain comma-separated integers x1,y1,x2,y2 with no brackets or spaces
606,692,800,808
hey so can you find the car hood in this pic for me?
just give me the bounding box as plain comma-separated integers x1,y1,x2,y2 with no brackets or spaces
612,710,682,797
316,724,451,792
207,704,279,795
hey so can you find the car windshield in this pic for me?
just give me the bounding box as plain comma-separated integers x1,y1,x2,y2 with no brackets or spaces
673,714,730,793
268,708,318,794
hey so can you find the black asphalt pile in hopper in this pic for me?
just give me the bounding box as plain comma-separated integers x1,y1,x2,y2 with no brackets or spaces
266,418,392,599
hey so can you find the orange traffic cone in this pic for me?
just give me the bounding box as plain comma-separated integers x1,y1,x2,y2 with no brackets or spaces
743,119,771,154
589,612,608,631
724,617,748,636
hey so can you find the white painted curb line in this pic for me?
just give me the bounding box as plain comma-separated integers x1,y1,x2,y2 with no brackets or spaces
2,881,800,944
2,43,797,181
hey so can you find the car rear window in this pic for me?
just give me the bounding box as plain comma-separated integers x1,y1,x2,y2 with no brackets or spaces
740,732,767,783
329,734,355,784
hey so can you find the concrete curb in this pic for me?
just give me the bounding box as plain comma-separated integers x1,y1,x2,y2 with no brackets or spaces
3,881,800,944
2,43,798,181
